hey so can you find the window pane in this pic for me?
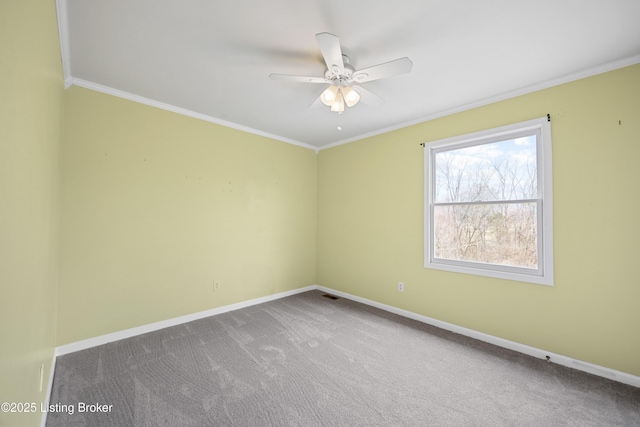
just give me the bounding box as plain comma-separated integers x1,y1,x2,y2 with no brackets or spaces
434,136,537,203
433,202,538,269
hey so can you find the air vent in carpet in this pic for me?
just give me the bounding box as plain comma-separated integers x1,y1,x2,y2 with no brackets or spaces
322,294,339,300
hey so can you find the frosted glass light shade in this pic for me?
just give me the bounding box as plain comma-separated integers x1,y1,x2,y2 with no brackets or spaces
341,86,360,107
330,91,345,112
321,85,339,106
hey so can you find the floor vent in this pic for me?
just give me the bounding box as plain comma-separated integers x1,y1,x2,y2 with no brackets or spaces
322,294,339,300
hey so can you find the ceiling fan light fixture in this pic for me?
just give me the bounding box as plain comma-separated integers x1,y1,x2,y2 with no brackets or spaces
341,86,360,107
270,33,413,114
321,85,339,106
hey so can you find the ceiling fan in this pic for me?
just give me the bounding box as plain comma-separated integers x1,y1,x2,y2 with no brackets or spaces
269,33,413,113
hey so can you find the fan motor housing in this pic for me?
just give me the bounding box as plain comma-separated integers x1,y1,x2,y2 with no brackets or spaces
325,55,356,85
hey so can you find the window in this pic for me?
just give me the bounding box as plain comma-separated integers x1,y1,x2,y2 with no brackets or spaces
424,117,553,285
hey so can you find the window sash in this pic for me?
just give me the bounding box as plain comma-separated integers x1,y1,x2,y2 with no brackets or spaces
429,200,543,276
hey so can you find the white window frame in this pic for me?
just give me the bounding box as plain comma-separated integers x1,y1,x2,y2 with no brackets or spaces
424,117,554,286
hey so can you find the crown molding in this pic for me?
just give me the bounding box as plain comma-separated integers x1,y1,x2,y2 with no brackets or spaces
317,54,640,151
55,0,73,89
55,0,315,151
68,78,317,151
54,0,639,153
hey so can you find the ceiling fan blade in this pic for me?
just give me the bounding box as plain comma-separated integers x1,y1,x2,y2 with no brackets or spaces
269,74,327,83
353,85,384,107
352,57,413,83
315,32,344,74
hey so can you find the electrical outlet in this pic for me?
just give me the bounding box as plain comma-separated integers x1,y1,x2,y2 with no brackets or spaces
397,282,405,292
213,281,220,292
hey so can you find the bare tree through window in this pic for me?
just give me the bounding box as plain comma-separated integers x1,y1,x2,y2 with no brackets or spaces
433,136,538,269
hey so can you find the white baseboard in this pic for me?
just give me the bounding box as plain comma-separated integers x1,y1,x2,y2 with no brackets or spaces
316,286,640,389
55,285,316,356
52,284,639,390
40,353,57,427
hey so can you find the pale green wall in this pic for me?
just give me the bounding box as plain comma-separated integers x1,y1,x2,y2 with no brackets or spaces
0,0,64,426
57,86,317,345
317,64,640,376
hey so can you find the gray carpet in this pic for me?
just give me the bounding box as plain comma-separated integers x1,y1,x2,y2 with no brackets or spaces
47,290,640,426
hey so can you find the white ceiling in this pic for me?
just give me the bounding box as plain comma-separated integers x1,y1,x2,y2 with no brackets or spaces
58,0,640,149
